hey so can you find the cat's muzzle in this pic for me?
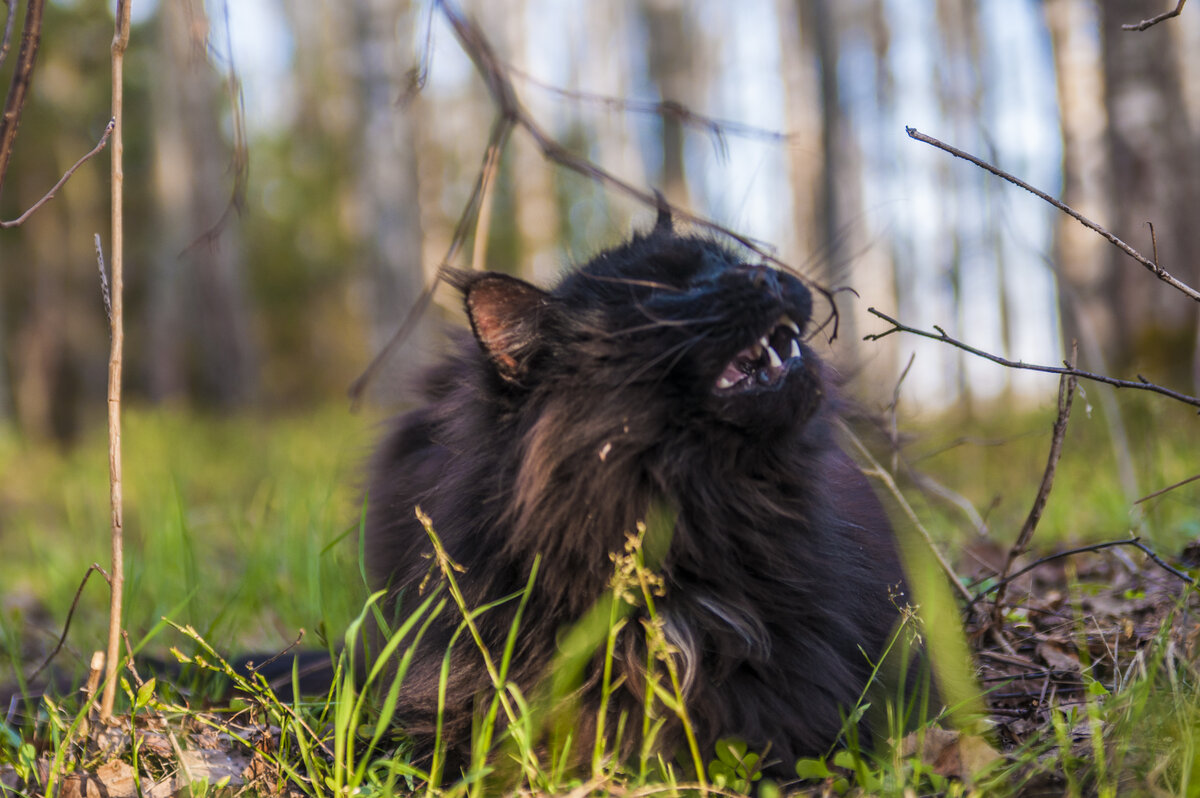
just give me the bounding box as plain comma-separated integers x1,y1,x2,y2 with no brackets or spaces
714,315,804,394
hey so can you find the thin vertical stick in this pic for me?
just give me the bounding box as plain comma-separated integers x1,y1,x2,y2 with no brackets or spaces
101,0,132,724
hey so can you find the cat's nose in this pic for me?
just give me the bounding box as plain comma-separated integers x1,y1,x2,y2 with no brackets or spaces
739,263,778,290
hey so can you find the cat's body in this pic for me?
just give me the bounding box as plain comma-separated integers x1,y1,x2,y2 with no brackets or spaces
366,223,913,773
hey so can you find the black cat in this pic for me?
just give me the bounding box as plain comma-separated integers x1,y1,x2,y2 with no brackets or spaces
366,218,916,775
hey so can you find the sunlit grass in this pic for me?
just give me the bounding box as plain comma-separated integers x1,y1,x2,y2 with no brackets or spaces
0,404,373,674
1,395,1198,795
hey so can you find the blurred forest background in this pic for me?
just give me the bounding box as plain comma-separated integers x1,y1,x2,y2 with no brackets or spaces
1,0,1199,441
1,0,1199,654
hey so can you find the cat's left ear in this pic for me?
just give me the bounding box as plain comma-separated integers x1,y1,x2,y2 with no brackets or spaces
460,272,550,382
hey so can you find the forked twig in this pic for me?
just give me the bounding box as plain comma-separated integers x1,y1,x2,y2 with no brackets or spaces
0,119,114,228
968,537,1195,611
864,308,1200,410
1123,0,1187,30
905,127,1200,304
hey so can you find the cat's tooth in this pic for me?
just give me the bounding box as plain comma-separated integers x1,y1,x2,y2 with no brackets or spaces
759,335,770,351
767,345,783,368
790,340,801,359
782,316,800,335
716,375,736,389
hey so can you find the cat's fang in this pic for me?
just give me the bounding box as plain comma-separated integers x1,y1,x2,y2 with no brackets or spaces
790,340,801,359
781,316,800,335
767,346,783,368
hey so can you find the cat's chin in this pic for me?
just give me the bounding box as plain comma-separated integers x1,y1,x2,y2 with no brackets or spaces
708,353,824,433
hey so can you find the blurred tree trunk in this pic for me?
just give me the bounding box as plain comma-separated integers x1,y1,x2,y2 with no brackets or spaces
505,2,561,284
149,0,257,407
1044,0,1113,361
1099,0,1200,383
641,0,693,207
777,0,821,265
353,0,428,400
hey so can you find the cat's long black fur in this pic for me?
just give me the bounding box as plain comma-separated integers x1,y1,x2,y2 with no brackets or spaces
366,220,914,773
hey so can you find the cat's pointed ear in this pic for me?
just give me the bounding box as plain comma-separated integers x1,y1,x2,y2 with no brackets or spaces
459,272,550,382
652,189,673,234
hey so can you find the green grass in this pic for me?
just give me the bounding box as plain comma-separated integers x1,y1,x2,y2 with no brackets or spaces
0,405,371,674
0,395,1198,796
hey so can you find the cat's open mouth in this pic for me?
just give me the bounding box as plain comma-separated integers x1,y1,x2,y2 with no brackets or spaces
714,315,804,394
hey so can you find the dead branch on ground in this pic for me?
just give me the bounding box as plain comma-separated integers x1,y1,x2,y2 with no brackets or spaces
968,537,1195,612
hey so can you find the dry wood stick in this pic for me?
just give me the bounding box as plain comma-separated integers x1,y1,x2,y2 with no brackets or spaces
100,0,132,725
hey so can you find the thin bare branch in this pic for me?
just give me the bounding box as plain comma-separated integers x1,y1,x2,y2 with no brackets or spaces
0,0,45,195
27,564,112,684
348,116,516,407
0,119,114,228
1123,0,1187,30
1135,472,1200,505
864,307,1200,410
992,352,1078,628
968,537,1194,611
510,65,791,155
906,127,1200,304
350,0,842,402
0,0,15,70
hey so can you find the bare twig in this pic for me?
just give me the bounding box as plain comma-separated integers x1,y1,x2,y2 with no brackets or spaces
510,65,791,157
0,119,114,228
242,630,305,674
864,307,1200,410
26,564,112,684
967,537,1195,611
0,0,16,70
905,127,1200,304
350,0,839,401
992,353,1078,628
0,0,45,195
1123,0,1187,30
101,0,133,725
1135,472,1200,504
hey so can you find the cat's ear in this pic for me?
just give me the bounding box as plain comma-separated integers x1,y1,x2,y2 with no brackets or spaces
460,272,550,382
